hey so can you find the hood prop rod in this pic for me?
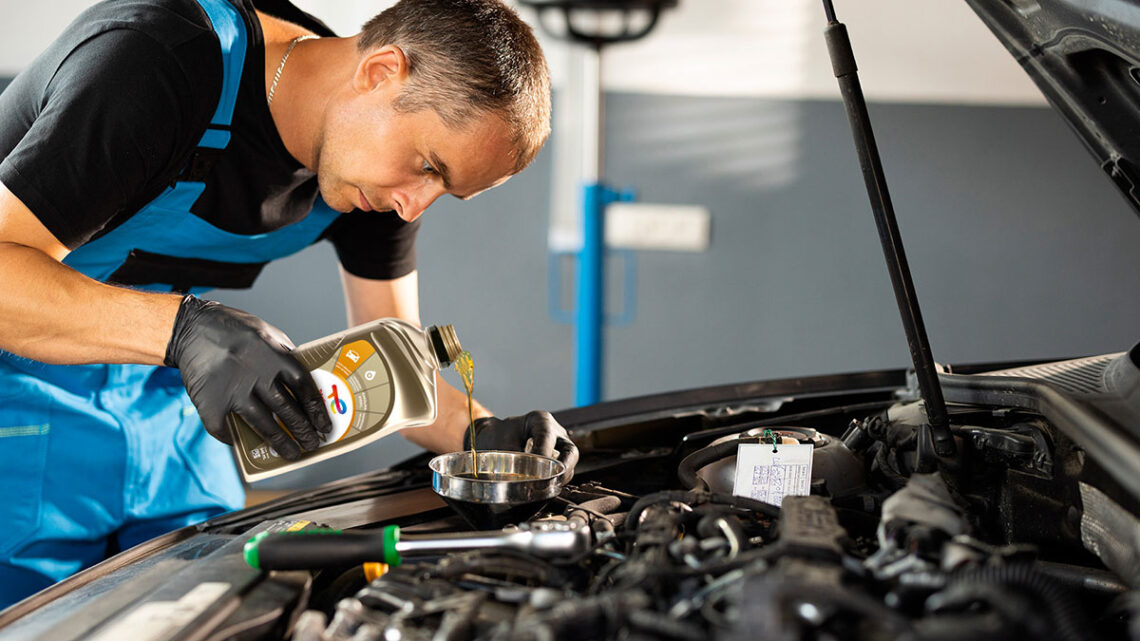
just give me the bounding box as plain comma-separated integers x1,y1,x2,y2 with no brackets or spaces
820,0,955,462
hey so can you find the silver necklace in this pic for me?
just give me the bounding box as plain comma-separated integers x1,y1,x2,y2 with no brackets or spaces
268,34,318,106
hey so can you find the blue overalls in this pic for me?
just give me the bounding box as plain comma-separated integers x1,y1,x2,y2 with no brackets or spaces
0,0,341,605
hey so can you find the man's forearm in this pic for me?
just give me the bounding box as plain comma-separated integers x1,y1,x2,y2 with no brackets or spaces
0,242,181,365
401,374,492,453
339,269,490,453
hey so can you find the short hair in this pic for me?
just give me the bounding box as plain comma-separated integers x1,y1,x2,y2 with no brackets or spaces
358,0,552,173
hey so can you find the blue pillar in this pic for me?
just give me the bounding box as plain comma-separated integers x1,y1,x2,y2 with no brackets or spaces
574,183,605,407
574,184,634,407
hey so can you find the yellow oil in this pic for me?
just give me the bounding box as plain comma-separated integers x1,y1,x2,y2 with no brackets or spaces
454,351,477,478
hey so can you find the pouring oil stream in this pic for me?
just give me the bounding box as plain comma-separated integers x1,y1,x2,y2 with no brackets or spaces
454,351,477,477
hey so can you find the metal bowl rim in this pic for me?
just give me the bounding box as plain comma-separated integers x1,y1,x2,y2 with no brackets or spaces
428,450,566,483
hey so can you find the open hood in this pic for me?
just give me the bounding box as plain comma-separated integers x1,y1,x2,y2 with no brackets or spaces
967,0,1140,218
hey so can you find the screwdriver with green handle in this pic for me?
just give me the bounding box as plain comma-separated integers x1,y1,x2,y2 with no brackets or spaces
244,522,589,571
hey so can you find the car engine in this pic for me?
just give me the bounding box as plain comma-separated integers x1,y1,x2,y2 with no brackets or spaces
281,383,1140,641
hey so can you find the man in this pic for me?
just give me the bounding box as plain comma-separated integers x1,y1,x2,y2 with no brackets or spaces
0,0,577,606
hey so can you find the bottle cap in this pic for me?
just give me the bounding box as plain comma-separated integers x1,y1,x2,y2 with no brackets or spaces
427,325,462,367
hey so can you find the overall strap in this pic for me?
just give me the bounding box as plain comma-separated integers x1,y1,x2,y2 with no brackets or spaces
181,0,247,181
62,0,255,284
62,1,341,293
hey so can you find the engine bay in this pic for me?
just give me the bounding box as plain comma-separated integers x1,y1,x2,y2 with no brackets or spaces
280,365,1140,641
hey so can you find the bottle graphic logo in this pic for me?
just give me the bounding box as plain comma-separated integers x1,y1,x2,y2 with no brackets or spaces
328,384,348,415
310,369,354,445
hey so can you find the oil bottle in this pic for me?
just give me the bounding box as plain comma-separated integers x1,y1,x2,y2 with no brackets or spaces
228,319,462,482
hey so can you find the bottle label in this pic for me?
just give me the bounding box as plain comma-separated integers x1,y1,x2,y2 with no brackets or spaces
235,338,395,470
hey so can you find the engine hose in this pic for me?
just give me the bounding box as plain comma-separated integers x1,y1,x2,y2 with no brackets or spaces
626,609,707,641
932,564,1092,641
503,590,651,641
1034,560,1129,598
696,513,746,558
579,495,623,513
624,491,780,531
431,550,568,588
565,495,623,527
677,441,740,491
696,511,745,539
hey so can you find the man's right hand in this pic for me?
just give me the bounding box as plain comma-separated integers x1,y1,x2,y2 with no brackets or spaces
466,411,579,481
163,295,332,460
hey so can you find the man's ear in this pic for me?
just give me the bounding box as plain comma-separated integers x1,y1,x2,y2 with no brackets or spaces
353,44,409,94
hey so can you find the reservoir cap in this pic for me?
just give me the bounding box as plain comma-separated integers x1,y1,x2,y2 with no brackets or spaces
427,325,462,367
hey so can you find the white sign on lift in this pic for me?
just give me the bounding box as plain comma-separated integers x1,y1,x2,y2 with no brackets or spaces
605,202,711,252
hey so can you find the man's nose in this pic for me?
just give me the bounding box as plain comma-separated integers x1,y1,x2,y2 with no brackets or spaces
401,184,446,222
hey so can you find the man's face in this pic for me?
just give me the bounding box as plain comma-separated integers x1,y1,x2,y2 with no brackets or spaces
313,77,518,221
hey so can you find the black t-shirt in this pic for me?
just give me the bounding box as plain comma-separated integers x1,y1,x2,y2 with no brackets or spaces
0,0,419,281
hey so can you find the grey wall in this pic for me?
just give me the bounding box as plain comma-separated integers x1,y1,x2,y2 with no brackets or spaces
209,95,1140,489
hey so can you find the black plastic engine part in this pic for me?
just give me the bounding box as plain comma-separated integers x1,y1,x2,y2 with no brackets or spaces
624,490,781,528
721,495,912,640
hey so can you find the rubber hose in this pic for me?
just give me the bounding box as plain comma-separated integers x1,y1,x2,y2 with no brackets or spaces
626,609,707,641
1034,560,1129,598
677,441,740,491
696,512,743,539
433,551,567,587
940,564,1092,641
697,513,746,559
509,590,650,640
624,490,780,531
625,491,701,531
689,491,781,519
567,495,623,525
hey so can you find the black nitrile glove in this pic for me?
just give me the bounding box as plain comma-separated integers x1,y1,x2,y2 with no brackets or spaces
464,410,579,481
164,295,332,460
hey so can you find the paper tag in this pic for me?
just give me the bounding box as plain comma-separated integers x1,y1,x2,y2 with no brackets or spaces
732,442,814,506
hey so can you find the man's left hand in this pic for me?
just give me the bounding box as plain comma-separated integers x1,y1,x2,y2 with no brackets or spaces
465,410,579,481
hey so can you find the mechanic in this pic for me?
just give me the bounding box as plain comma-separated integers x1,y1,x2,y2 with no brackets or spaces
0,0,578,606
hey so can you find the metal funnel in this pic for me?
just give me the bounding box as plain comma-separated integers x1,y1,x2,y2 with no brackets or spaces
429,451,566,529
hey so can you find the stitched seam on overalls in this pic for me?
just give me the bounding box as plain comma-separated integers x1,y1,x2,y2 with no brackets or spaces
0,424,50,438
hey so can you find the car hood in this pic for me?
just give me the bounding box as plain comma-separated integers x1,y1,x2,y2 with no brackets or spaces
967,0,1140,218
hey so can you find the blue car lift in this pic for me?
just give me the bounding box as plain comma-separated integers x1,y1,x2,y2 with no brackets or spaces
522,0,677,406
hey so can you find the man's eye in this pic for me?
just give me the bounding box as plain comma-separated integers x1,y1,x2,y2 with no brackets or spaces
422,162,437,175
